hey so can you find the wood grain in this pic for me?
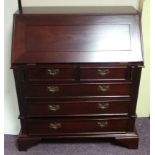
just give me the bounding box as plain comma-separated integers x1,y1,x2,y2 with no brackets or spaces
11,14,143,64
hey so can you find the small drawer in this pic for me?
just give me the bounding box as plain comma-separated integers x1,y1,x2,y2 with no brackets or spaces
80,67,130,81
24,83,131,98
25,68,76,81
26,100,130,117
26,118,129,135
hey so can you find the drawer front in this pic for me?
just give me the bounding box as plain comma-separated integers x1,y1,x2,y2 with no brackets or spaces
26,101,130,116
25,68,76,81
26,118,129,135
24,83,131,98
80,67,130,81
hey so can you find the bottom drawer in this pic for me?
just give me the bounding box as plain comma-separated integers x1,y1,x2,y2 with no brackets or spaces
26,118,129,135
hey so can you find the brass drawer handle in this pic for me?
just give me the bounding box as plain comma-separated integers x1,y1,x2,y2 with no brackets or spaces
98,85,110,92
47,86,59,93
47,68,59,76
97,121,108,128
48,104,60,112
97,103,109,110
97,69,110,76
49,123,62,130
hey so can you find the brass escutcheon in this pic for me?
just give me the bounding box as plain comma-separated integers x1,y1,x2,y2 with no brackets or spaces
48,104,60,112
47,86,59,93
97,121,108,128
97,69,110,76
98,85,110,92
97,103,109,110
49,123,62,130
47,68,59,76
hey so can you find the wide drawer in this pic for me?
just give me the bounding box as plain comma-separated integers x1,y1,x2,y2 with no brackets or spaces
80,67,130,81
26,100,130,117
24,83,131,98
25,67,76,81
26,118,129,135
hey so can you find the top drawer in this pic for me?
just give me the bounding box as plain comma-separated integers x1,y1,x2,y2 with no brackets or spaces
80,67,130,81
25,67,76,81
25,65,131,82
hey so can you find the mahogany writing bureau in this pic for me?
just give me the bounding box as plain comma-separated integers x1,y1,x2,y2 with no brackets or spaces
11,6,144,151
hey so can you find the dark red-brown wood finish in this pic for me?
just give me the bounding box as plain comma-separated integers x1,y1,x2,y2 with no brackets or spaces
12,14,143,64
12,7,143,151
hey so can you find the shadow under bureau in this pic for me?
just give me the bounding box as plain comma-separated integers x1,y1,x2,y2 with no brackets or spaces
11,7,144,151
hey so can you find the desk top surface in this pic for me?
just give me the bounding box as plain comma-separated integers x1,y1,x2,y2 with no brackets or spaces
12,12,143,66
